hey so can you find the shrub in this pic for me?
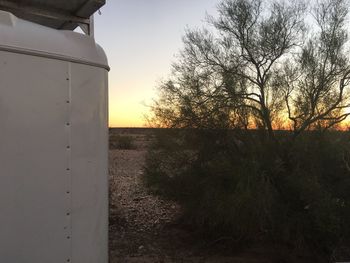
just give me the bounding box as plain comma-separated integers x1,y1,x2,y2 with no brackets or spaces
109,134,135,150
143,129,350,260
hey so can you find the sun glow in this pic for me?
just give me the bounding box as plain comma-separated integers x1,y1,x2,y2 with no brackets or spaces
108,100,150,127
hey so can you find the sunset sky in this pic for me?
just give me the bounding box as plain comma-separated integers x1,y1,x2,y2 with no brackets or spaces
93,0,219,127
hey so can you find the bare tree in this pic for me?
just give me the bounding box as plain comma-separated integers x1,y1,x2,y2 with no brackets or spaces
152,0,305,135
282,0,350,137
151,0,350,141
212,0,305,137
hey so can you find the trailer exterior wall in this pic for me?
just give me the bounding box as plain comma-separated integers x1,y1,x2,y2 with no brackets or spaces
0,11,108,263
70,63,108,263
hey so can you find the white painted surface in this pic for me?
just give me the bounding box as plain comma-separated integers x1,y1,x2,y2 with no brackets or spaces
0,11,108,69
0,51,71,262
70,64,108,263
0,11,108,263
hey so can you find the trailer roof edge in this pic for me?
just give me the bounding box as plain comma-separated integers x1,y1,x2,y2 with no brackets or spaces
0,0,105,32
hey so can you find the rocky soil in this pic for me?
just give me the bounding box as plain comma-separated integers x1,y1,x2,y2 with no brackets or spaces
108,131,201,262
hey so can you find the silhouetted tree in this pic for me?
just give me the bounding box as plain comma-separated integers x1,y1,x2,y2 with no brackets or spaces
145,1,350,259
151,0,350,140
281,0,350,137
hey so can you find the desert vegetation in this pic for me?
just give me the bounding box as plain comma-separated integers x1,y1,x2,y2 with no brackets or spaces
143,0,350,261
109,133,136,150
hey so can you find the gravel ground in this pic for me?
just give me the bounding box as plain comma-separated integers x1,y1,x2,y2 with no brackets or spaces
108,133,201,262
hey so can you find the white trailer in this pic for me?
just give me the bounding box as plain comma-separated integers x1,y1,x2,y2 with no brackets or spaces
0,1,109,262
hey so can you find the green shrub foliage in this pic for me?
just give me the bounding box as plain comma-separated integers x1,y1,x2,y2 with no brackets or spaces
144,129,350,257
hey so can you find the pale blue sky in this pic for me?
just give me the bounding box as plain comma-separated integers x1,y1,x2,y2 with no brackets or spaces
93,0,220,127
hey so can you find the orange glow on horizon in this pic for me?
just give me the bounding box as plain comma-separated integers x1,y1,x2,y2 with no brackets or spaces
108,101,151,128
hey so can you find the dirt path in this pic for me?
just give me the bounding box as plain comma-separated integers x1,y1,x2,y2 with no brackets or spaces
109,133,196,262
